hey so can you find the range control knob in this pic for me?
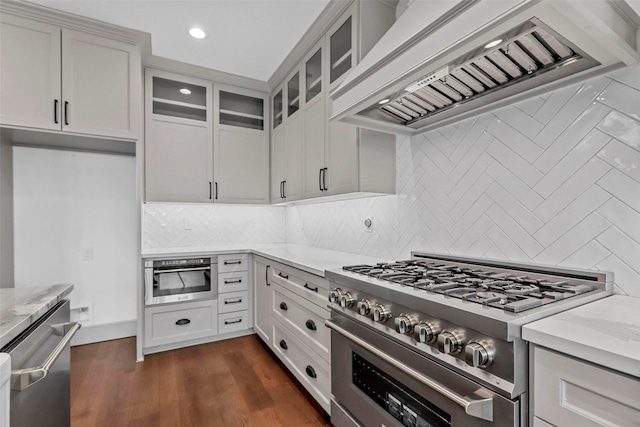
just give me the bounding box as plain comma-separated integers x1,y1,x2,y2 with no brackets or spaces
339,292,357,308
437,330,464,354
465,342,495,368
414,321,441,343
395,314,419,335
372,304,392,323
357,299,373,316
328,288,343,303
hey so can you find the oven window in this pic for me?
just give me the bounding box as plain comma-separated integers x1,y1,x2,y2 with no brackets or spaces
353,353,451,427
153,270,211,297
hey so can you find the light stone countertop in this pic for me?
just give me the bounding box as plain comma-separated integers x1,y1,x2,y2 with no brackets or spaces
0,284,74,349
142,243,392,277
522,295,640,378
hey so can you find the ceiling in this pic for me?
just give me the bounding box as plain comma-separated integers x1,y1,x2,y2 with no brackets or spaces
28,0,331,82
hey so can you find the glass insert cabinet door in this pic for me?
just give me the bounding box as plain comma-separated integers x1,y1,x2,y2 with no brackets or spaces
330,16,352,84
287,71,300,117
306,48,322,102
219,91,264,130
273,89,283,129
152,76,207,121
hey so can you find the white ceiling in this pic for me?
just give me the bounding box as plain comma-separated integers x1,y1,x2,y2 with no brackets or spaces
28,0,331,82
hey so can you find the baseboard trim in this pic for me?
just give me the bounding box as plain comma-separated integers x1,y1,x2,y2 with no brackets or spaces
71,320,137,346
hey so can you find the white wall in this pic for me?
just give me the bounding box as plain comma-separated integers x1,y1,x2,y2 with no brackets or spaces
13,147,137,326
0,135,13,288
286,64,640,297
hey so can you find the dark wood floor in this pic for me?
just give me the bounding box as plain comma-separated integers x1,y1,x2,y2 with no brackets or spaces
71,335,332,427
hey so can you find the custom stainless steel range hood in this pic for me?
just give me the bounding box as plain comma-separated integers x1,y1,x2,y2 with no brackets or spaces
330,0,640,136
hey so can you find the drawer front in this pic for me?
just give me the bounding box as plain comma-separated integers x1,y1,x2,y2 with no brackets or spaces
534,346,640,427
145,300,217,348
218,290,249,314
273,284,330,362
218,311,248,334
218,271,249,293
273,320,330,413
270,264,329,308
218,253,249,273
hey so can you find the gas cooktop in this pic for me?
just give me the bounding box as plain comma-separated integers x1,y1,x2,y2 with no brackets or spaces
342,259,595,313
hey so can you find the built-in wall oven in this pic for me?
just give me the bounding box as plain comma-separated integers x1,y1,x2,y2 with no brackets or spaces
144,257,217,305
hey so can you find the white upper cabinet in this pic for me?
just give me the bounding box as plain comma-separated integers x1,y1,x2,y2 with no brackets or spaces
213,86,269,204
327,12,354,92
145,69,213,203
0,14,140,140
271,86,286,204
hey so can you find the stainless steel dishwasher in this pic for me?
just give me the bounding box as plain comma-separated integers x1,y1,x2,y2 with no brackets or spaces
1,300,80,426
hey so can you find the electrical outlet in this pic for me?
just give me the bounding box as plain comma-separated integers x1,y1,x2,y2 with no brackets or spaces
82,247,93,261
364,216,373,233
184,218,192,230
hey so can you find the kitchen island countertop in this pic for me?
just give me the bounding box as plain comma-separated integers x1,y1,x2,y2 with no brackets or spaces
142,243,392,277
522,295,640,378
0,284,74,349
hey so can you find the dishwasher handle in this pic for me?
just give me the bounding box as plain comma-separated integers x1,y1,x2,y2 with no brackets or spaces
11,321,81,391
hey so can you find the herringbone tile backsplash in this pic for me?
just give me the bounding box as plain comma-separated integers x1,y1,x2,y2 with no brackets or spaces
286,64,640,296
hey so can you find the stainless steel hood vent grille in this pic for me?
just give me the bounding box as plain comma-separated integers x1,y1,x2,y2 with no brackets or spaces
370,20,597,127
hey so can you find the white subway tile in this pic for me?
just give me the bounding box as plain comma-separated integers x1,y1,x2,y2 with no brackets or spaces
450,215,494,253
485,183,544,234
560,241,611,269
448,153,493,201
597,169,640,212
596,255,640,297
596,81,640,120
448,132,494,183
486,119,543,163
493,105,544,139
597,139,640,182
485,226,529,261
486,139,544,187
486,205,543,257
450,195,494,240
533,186,610,247
597,198,640,244
448,174,494,221
597,110,640,150
606,64,640,91
596,227,640,274
516,96,545,117
533,83,578,125
485,162,543,210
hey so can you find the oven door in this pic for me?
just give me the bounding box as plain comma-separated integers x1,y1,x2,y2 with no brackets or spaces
327,312,521,427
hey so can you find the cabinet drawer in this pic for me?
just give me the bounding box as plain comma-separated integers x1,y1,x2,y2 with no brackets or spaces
273,284,330,363
218,253,249,273
218,311,248,334
218,271,249,293
218,290,249,314
144,300,217,348
534,346,640,427
273,320,330,413
270,264,329,308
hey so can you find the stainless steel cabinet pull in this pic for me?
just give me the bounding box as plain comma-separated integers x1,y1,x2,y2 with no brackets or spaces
175,318,191,326
266,265,270,286
279,302,288,311
224,279,242,284
64,101,69,125
305,365,317,379
225,319,242,325
224,299,243,304
305,319,316,331
153,266,210,274
325,319,494,422
224,260,242,265
278,272,288,279
11,322,81,391
54,99,58,124
279,339,287,350
304,283,318,293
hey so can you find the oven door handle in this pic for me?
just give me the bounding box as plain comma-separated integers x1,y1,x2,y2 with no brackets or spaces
152,266,210,274
325,319,494,422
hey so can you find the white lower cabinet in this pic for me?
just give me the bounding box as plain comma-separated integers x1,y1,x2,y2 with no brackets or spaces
218,290,249,314
532,346,640,427
253,256,332,414
218,311,249,335
144,299,218,348
273,321,331,413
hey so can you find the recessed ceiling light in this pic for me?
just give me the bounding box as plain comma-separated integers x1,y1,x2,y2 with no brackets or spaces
378,98,390,105
189,27,206,39
179,88,191,95
484,39,503,48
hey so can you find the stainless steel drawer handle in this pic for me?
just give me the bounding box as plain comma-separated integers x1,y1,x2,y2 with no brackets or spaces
224,299,243,305
325,319,494,422
175,318,191,326
224,279,242,284
11,322,81,391
224,260,242,265
153,266,210,274
224,319,242,325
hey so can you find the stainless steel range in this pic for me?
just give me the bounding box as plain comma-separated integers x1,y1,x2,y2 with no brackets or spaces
325,252,612,427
